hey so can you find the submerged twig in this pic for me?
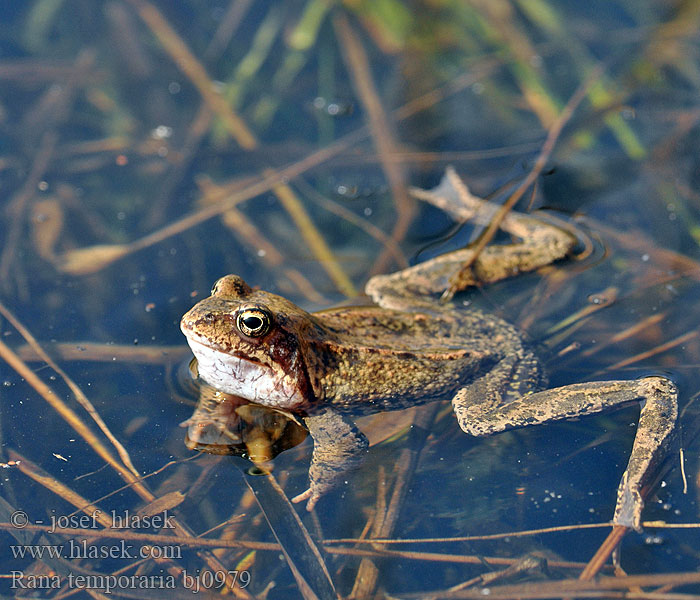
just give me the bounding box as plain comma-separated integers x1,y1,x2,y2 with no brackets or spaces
0,300,140,478
403,569,700,599
596,330,698,374
56,131,366,274
351,404,440,598
55,54,499,277
242,468,338,600
204,0,253,61
0,337,143,490
334,13,414,277
16,341,189,364
125,0,256,148
296,177,408,268
126,0,356,296
0,130,57,289
578,525,628,581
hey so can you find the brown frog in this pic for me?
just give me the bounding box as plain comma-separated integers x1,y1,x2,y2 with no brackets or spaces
180,168,677,529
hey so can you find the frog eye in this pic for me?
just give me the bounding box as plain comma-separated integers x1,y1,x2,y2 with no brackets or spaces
236,307,272,338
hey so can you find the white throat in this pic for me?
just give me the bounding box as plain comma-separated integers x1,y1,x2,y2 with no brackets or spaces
185,338,306,409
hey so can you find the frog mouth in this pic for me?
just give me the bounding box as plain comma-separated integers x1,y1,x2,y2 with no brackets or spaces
184,337,307,410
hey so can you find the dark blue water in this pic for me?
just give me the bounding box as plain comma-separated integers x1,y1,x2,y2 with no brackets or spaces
0,1,698,598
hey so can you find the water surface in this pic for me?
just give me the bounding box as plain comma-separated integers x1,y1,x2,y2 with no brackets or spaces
0,1,699,598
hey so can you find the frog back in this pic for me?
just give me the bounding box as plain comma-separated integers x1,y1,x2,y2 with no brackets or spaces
307,305,535,411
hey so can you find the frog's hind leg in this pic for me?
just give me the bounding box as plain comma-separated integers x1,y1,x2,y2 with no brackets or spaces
448,351,543,433
452,376,678,530
366,167,577,310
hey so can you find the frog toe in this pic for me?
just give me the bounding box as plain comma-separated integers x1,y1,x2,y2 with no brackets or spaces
291,487,319,511
291,488,312,504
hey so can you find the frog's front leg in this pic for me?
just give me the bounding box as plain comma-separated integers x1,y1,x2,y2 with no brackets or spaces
291,407,369,511
366,167,577,311
452,376,678,530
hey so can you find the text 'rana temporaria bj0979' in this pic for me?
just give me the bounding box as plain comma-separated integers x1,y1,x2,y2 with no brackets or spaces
180,167,677,530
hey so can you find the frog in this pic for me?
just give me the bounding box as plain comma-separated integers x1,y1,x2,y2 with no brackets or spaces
180,167,677,530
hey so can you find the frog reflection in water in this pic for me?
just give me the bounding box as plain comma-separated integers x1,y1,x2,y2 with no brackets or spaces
181,168,677,530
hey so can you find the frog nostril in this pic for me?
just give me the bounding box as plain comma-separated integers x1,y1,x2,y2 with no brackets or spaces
204,312,215,322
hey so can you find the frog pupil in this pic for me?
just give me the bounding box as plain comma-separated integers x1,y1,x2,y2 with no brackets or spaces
243,315,262,330
236,307,271,337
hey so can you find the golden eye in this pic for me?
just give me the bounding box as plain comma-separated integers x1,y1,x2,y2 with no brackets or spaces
236,307,272,337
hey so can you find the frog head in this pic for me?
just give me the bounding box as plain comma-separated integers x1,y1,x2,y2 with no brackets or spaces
180,275,318,409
